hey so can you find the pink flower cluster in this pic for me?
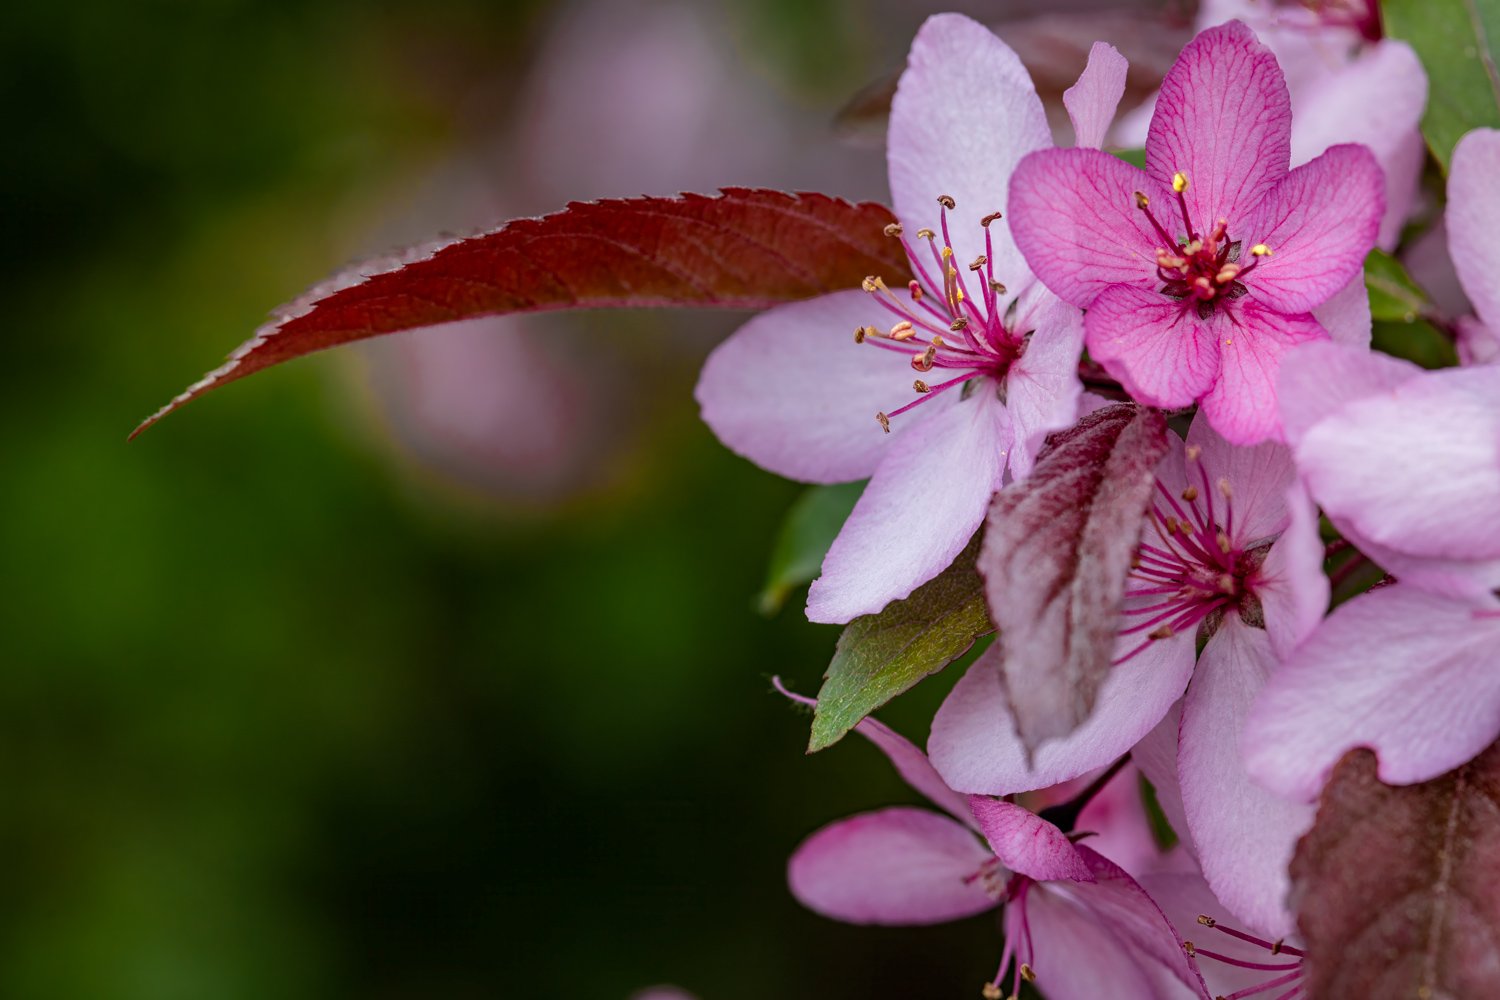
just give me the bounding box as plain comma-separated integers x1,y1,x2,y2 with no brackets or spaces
695,10,1500,997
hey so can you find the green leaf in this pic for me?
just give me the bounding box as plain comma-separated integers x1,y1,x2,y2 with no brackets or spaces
1113,148,1147,169
1372,318,1460,369
1384,0,1500,171
1363,249,1428,323
808,536,993,752
758,481,864,615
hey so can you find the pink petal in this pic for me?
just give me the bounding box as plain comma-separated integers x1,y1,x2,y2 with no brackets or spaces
1075,764,1164,876
1178,621,1314,939
855,716,977,829
1002,289,1087,479
1146,21,1291,226
1245,585,1500,801
1294,366,1500,560
787,807,1000,925
1287,41,1427,251
1448,128,1500,334
1013,887,1163,1000
806,389,1007,623
1458,315,1500,366
1140,870,1279,1000
1277,339,1418,446
1255,483,1328,660
1008,147,1162,308
1183,410,1296,546
967,796,1092,883
1244,144,1385,314
1198,303,1326,445
889,13,1051,290
928,630,1196,795
696,290,951,484
1085,284,1220,409
1310,271,1373,349
1065,42,1130,150
1130,701,1192,857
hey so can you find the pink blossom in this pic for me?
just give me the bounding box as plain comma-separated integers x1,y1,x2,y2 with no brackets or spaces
1448,129,1500,365
1009,20,1385,444
696,15,1107,623
1242,342,1500,800
932,412,1327,937
780,684,1206,999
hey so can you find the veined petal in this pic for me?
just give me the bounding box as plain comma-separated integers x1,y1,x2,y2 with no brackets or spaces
1014,889,1164,1000
889,13,1051,287
1146,20,1292,225
1277,339,1418,446
806,389,1007,623
788,807,999,925
1199,303,1326,445
1003,290,1086,480
968,796,1092,883
1085,284,1220,409
928,628,1196,795
1183,410,1296,546
1179,621,1314,939
1244,144,1384,313
1065,42,1130,150
1009,147,1163,308
1449,128,1500,334
696,290,952,484
1245,586,1500,801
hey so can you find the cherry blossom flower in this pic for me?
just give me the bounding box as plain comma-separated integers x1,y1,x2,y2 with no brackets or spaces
696,15,1121,623
1243,342,1500,799
778,683,1205,999
1448,128,1500,365
1008,20,1384,444
931,412,1327,937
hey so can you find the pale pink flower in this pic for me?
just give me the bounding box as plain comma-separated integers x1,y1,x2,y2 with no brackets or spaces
696,15,1121,623
1447,128,1500,365
1009,20,1385,444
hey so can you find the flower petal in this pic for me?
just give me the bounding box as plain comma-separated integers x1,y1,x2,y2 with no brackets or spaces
787,807,999,925
1065,42,1130,150
1256,483,1328,660
1146,20,1292,225
1276,339,1418,446
1244,144,1385,314
928,628,1196,795
1003,289,1086,479
1198,303,1326,445
1448,128,1500,334
1013,888,1163,1000
1009,147,1163,308
1085,284,1220,409
1245,585,1500,801
1310,271,1372,349
696,290,951,484
1183,410,1296,546
968,796,1093,883
1130,701,1192,857
806,389,1007,623
855,716,977,829
1179,621,1314,939
889,13,1051,288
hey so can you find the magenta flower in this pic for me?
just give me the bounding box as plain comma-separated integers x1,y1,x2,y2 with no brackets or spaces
1448,128,1500,366
781,687,1206,999
1008,20,1385,444
932,412,1327,937
695,15,1127,623
1243,342,1500,799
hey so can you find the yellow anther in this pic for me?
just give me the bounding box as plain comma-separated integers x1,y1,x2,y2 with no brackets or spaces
1149,625,1175,640
941,246,954,259
883,222,903,237
916,227,936,240
1173,171,1189,193
981,211,1003,227
969,254,987,272
1183,239,1203,256
853,326,866,344
1181,486,1199,502
1218,573,1235,592
949,317,969,332
930,334,946,348
861,276,880,293
1251,243,1273,257
1019,964,1036,983
1185,445,1202,462
876,412,891,433
1197,915,1217,928
1184,941,1197,957
937,194,956,209
1216,264,1241,283
981,986,1003,1000
889,321,915,341
955,287,965,303
1134,191,1150,209
913,379,931,393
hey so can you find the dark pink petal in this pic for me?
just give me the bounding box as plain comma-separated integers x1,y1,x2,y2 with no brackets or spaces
1179,621,1315,939
889,13,1051,289
1009,147,1162,308
967,796,1093,883
1277,339,1417,446
1065,42,1130,150
1085,284,1220,408
1146,20,1292,225
1244,144,1385,314
854,716,976,829
696,290,952,484
787,807,1000,925
1448,128,1500,334
806,390,1007,623
928,627,1196,795
1245,585,1500,801
1198,303,1326,444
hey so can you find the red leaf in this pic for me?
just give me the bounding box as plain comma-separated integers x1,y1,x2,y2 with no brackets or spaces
1292,742,1500,999
133,188,910,437
980,403,1168,753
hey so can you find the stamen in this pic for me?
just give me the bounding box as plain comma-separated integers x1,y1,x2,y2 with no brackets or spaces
969,255,987,272
908,280,923,301
1251,244,1273,257
1172,171,1189,193
875,412,890,433
883,222,903,237
853,326,868,344
889,321,915,341
913,379,930,393
937,194,956,209
981,211,1003,227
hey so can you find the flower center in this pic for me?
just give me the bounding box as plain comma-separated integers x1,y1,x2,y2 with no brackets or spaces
858,195,1028,433
1118,444,1269,663
1184,912,1306,1000
1133,172,1273,321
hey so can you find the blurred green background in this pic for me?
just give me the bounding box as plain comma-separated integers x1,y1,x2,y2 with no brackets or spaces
2,0,1045,996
